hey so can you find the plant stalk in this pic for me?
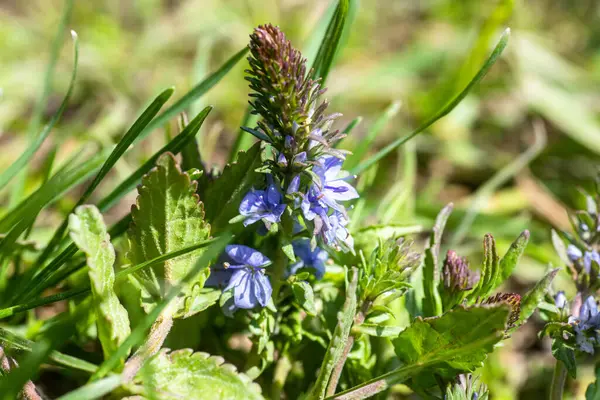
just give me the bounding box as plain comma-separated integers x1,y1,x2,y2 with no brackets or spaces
550,360,567,400
122,310,174,382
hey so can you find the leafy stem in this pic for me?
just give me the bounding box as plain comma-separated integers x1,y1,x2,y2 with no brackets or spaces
122,306,175,382
550,360,567,400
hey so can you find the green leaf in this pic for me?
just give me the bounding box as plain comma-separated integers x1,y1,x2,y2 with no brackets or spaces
310,267,358,400
310,0,353,84
203,142,263,233
130,349,263,400
128,153,211,318
586,363,600,399
174,287,221,319
69,206,131,362
291,281,317,316
518,268,559,326
351,29,511,175
552,339,577,379
499,230,530,282
472,234,500,299
391,305,509,386
0,31,78,192
422,204,452,317
351,324,403,338
282,242,296,263
331,305,510,399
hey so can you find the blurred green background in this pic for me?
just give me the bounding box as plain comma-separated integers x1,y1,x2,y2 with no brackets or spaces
2,0,600,398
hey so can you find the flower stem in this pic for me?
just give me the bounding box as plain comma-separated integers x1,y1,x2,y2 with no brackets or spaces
550,360,567,400
122,310,174,382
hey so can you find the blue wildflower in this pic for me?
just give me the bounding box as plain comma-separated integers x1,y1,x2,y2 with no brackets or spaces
322,211,354,251
584,250,600,274
311,155,359,210
567,244,582,261
569,296,600,354
555,291,567,309
289,239,328,279
239,175,286,229
208,245,272,312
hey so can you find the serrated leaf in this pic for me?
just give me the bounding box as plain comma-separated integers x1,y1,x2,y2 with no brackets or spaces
499,230,530,282
132,349,264,400
202,142,262,233
128,153,211,318
291,281,317,316
518,268,559,326
68,205,130,363
392,305,509,385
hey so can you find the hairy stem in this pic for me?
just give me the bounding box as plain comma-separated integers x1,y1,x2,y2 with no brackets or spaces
122,310,174,382
326,300,371,396
550,360,567,400
326,336,354,396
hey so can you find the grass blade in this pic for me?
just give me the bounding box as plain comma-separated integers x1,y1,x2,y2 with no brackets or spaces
0,31,79,192
351,28,511,176
0,327,97,373
345,102,400,170
310,0,354,83
0,151,109,259
137,47,248,143
9,0,74,207
0,237,221,319
14,107,213,303
56,376,122,400
97,106,213,211
32,87,175,270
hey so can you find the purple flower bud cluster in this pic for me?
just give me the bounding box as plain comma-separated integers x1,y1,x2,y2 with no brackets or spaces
442,250,479,292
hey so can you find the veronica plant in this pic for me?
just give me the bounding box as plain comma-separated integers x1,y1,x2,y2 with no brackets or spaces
0,1,558,399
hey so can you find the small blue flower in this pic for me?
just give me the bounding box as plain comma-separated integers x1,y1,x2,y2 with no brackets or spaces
555,291,567,309
311,156,359,210
322,211,354,251
239,175,286,229
289,239,328,279
207,245,272,312
584,250,600,274
567,244,582,261
569,296,600,354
